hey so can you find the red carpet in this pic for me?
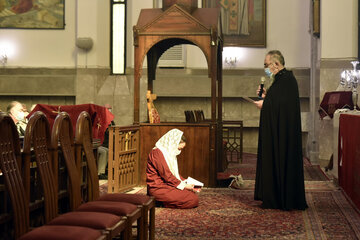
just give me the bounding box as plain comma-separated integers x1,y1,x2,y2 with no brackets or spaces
99,153,360,239
154,189,360,240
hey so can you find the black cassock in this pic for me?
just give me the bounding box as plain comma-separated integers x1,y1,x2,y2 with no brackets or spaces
254,68,308,210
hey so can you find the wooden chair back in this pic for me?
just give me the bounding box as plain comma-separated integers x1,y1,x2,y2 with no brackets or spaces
75,111,100,201
0,112,28,238
193,110,206,122
190,111,196,122
184,110,189,122
194,110,201,122
23,111,58,223
52,112,82,210
184,110,196,123
200,110,206,121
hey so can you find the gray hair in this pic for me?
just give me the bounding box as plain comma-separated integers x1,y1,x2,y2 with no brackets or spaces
267,50,285,66
6,101,21,114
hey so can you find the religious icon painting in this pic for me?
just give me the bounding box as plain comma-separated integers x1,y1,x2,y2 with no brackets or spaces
203,0,266,47
0,0,65,29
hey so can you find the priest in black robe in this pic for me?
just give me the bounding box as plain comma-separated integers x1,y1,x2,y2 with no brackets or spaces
254,50,308,210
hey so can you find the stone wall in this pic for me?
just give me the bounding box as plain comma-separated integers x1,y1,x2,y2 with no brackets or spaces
0,67,310,154
153,68,310,153
0,68,76,112
318,59,358,164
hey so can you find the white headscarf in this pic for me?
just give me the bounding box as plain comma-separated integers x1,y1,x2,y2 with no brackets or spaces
154,129,183,181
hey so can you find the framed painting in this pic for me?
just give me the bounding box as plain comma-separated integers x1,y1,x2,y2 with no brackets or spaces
202,0,266,47
313,0,320,37
0,0,65,29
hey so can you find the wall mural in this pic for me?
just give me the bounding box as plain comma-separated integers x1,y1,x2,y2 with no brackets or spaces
0,0,65,29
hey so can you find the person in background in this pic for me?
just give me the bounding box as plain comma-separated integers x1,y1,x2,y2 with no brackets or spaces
7,101,27,136
22,103,30,117
146,129,199,209
253,50,308,210
97,104,115,179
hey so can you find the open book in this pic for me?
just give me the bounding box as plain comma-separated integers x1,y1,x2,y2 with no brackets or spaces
186,176,203,187
186,177,203,192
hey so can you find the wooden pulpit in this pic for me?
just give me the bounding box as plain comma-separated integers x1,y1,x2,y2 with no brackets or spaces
133,0,223,187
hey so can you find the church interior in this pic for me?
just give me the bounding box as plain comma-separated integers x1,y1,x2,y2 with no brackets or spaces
0,0,360,239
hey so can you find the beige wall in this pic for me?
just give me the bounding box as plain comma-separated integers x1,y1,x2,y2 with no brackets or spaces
0,2,77,67
0,0,111,68
76,0,111,68
0,0,311,69
128,0,311,69
151,68,310,153
0,68,76,112
319,0,358,97
1,0,353,158
317,0,358,165
321,0,358,59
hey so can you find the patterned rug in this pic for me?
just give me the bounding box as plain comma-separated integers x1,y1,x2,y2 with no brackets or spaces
99,180,339,197
153,188,360,240
99,184,360,239
229,180,339,192
99,152,360,239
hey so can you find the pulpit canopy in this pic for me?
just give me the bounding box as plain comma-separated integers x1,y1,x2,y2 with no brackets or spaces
133,0,223,124
162,0,198,13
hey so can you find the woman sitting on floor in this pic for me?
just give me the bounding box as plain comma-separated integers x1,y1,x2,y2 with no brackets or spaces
146,129,199,209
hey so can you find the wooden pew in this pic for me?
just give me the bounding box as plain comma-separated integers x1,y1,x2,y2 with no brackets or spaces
0,112,106,240
53,112,142,240
77,111,155,240
0,111,120,240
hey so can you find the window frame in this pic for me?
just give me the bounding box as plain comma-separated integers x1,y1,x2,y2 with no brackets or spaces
110,0,127,75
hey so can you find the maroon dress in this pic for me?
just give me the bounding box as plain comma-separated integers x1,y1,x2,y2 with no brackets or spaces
146,148,198,209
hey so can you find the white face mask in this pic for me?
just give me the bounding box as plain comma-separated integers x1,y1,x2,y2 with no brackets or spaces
15,111,25,121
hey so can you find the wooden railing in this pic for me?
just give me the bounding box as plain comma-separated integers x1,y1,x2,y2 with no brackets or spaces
222,121,243,166
108,125,140,193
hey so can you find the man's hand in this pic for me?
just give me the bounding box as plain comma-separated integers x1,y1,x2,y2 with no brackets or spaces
254,100,263,109
257,85,266,98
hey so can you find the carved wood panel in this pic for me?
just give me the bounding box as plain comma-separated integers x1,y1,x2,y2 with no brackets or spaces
139,123,212,186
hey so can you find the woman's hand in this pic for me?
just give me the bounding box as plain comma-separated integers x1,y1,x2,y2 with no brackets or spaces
184,184,194,191
254,100,263,109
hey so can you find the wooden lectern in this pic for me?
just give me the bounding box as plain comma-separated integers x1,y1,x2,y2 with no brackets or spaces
133,0,223,187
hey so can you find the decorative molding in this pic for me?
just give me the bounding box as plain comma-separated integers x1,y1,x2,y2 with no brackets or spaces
140,4,209,33
0,67,76,75
320,58,358,69
125,67,310,76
